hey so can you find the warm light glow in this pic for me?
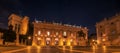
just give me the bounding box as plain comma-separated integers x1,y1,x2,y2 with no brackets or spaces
71,33,73,37
59,39,63,46
37,46,41,53
62,46,66,53
19,16,29,35
103,46,106,53
54,35,56,37
67,42,71,46
32,42,37,46
37,37,41,40
67,39,71,46
41,34,43,36
63,39,66,42
35,34,37,36
46,38,51,41
63,46,65,50
38,31,41,35
27,46,31,53
56,32,59,35
92,46,96,53
55,38,59,41
103,34,106,36
63,31,67,36
92,40,95,42
70,39,73,42
47,31,50,36
70,46,73,51
102,39,106,41
97,40,100,44
28,36,31,39
47,41,49,44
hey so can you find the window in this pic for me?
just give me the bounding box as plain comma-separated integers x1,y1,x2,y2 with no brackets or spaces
63,31,67,36
47,31,50,36
38,30,41,35
56,32,59,35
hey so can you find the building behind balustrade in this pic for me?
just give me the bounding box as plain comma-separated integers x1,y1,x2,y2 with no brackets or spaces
32,20,88,46
96,14,120,46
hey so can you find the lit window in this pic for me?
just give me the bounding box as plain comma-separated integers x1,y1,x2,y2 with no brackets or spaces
63,31,67,36
37,37,41,40
56,32,59,35
38,31,41,35
63,39,66,42
55,38,59,41
70,39,73,42
47,41,49,44
28,36,31,39
46,38,51,41
102,39,106,41
47,31,50,36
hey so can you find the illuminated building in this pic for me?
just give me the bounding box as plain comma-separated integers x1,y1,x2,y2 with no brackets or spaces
33,20,88,46
8,13,88,46
8,14,29,45
96,14,120,46
8,14,29,35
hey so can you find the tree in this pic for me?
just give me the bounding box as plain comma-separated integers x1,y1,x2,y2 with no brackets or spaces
2,25,16,45
77,30,86,38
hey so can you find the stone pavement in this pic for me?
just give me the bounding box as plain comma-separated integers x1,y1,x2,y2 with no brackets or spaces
0,45,26,53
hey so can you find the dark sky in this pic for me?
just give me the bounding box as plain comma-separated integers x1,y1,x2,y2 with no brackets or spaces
0,0,120,34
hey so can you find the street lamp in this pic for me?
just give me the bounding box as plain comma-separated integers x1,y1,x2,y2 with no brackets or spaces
28,36,31,40
27,36,32,45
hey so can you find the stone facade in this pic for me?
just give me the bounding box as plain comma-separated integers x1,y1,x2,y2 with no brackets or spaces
8,14,29,45
96,14,120,46
33,20,88,46
8,14,29,35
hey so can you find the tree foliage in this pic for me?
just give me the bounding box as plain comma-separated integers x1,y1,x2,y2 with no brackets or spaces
3,30,16,42
2,25,16,42
77,30,86,38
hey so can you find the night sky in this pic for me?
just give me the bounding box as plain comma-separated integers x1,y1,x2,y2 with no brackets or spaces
0,0,120,35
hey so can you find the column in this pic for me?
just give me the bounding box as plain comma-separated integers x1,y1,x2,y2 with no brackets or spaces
16,24,19,45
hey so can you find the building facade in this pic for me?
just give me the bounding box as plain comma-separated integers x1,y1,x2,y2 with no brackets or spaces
8,14,29,45
8,14,29,35
32,20,88,46
96,14,120,46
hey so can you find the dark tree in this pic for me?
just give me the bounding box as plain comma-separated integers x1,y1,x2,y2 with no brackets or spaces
77,30,86,38
2,25,16,45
